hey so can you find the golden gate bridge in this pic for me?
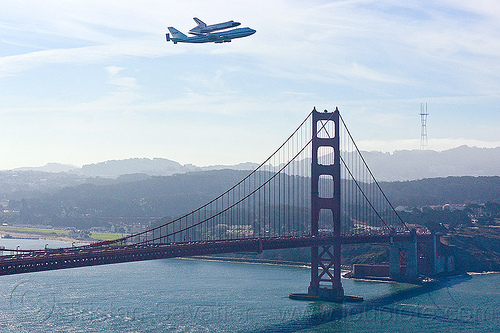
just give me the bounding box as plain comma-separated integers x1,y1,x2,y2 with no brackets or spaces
0,107,436,302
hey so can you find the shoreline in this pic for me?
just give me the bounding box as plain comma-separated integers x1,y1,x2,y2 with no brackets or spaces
187,255,312,268
465,270,500,275
185,255,353,272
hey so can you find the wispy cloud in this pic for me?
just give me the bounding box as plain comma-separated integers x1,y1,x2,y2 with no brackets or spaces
1,0,500,168
105,66,138,90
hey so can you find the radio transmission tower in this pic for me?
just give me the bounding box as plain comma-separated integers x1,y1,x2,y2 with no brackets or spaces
420,103,429,150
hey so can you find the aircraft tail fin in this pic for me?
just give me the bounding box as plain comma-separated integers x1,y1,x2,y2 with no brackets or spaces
193,17,206,27
167,27,187,39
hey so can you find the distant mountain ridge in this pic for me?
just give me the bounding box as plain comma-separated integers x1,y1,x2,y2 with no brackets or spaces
8,158,259,178
360,145,500,181
79,158,189,177
76,158,259,178
5,145,500,180
14,163,78,173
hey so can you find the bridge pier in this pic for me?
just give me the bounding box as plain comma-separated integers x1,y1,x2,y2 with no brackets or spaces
308,243,344,301
389,230,418,282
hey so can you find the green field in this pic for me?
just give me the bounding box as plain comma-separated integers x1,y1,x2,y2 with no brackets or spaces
89,232,124,241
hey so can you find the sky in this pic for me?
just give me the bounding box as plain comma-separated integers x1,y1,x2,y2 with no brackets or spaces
1,0,500,170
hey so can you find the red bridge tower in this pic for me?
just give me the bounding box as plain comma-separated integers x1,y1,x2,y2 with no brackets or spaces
307,107,344,301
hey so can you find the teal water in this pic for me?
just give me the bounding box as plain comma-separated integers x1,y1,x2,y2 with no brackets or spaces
1,239,499,332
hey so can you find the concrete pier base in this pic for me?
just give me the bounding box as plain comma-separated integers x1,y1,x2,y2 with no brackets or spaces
289,290,363,303
389,230,418,282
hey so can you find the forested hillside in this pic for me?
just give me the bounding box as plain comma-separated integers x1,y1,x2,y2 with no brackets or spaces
380,176,500,207
2,171,499,230
7,170,252,228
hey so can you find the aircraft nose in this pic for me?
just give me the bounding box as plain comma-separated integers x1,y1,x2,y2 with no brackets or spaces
249,28,256,35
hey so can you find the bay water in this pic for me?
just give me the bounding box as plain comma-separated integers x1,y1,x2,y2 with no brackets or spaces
1,239,499,332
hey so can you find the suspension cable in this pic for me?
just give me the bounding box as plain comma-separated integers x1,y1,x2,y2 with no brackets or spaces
86,109,318,248
135,112,335,244
339,114,409,231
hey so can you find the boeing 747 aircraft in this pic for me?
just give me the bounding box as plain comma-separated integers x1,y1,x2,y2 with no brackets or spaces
166,26,255,44
188,17,241,35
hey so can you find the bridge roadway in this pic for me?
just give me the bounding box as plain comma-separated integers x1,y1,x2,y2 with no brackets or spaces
0,233,430,276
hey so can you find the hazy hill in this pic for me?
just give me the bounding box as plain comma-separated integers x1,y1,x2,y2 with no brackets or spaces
0,170,88,200
76,158,258,178
1,144,499,206
14,163,78,173
79,158,189,178
360,145,500,181
6,145,500,181
0,160,258,200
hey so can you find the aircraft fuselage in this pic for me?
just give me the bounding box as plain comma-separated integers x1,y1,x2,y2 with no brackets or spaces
189,20,241,35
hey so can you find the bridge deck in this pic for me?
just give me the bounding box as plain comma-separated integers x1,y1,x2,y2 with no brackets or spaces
0,234,430,276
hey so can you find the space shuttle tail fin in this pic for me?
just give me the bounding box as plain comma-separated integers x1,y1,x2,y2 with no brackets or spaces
193,17,206,27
